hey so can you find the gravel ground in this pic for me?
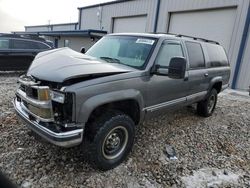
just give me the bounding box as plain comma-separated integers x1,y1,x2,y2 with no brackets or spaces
0,73,250,188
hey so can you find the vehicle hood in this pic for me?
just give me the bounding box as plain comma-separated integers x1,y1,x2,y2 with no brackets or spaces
27,47,136,83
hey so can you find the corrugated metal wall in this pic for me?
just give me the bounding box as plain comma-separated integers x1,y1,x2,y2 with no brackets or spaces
25,26,51,32
52,24,77,31
79,0,157,33
25,23,77,32
57,36,94,51
237,30,250,90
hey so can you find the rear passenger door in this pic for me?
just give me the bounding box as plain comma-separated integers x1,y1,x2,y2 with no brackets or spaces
185,41,209,98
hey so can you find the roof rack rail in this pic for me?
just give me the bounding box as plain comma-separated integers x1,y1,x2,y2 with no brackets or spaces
173,33,220,45
149,32,220,45
0,33,46,42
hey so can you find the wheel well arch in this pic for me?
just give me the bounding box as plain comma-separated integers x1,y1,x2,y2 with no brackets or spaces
86,99,141,126
212,82,222,93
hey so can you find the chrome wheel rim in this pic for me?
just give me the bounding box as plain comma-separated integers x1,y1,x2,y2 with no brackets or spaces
102,126,128,160
208,95,216,113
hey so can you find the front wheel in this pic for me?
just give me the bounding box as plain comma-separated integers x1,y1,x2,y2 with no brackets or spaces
84,110,135,170
197,88,218,117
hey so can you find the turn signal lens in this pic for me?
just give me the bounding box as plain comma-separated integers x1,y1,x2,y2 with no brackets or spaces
38,88,50,101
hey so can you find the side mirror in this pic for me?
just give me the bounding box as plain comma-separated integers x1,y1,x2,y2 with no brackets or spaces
80,47,86,54
168,57,187,79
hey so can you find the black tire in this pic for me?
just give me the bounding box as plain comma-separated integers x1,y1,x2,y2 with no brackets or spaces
84,110,135,170
197,88,218,117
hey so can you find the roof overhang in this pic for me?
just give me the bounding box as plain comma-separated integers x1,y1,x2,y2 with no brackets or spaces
13,29,107,38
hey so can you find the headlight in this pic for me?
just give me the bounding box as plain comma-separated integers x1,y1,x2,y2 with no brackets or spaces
51,90,65,103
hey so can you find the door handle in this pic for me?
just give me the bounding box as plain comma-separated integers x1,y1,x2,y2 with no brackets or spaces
204,73,209,77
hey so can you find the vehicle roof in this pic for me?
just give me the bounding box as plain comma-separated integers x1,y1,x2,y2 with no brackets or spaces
108,33,220,45
0,33,47,42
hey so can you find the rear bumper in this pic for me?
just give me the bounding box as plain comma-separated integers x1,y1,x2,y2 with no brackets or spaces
13,98,83,147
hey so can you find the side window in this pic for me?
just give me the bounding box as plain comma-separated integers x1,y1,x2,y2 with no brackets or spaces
155,42,184,67
12,39,39,49
186,42,205,69
206,44,228,67
0,39,10,49
36,42,50,49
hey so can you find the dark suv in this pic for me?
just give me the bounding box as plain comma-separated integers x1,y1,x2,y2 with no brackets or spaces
0,34,53,71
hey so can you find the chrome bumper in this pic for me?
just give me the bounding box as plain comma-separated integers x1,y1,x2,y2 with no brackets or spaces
13,98,83,147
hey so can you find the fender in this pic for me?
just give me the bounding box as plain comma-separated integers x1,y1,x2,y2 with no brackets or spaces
207,76,222,94
77,89,145,124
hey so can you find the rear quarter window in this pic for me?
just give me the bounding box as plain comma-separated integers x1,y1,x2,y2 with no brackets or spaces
185,41,205,69
206,43,228,67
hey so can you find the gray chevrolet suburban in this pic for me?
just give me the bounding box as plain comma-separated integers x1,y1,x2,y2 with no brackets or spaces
14,33,230,170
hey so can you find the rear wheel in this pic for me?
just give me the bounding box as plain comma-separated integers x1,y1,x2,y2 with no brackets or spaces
84,110,135,170
197,88,218,117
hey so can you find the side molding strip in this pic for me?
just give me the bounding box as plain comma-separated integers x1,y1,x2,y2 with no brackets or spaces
144,91,207,112
186,91,207,101
144,97,186,112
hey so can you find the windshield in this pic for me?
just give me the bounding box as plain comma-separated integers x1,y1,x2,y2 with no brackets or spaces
86,36,156,69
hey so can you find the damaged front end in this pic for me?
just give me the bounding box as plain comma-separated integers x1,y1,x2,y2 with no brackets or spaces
13,75,83,147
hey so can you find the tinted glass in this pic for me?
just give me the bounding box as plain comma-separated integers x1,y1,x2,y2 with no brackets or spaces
186,42,205,68
12,39,39,49
206,43,228,67
155,42,184,67
86,36,156,68
0,39,9,49
36,42,50,49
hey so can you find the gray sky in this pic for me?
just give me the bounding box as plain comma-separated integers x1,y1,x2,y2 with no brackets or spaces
0,0,112,33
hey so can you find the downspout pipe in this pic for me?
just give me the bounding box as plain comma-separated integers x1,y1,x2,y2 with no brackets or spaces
78,8,82,30
232,3,250,89
153,0,161,33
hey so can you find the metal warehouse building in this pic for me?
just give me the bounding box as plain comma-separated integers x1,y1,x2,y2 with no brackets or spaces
22,0,250,90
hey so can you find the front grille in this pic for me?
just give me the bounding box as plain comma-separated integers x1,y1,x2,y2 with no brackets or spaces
20,84,38,100
18,77,53,120
25,86,38,99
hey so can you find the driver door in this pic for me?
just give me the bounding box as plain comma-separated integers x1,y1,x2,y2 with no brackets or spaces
145,40,189,115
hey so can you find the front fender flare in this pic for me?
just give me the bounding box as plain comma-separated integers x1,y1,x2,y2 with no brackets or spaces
77,89,145,124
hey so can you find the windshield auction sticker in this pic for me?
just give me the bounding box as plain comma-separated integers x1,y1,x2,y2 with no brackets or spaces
136,38,155,45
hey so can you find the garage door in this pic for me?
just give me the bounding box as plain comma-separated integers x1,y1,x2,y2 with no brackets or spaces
113,16,147,33
168,8,236,51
